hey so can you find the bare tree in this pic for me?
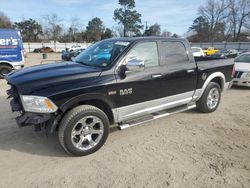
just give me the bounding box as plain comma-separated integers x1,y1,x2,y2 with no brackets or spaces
0,11,12,28
42,14,63,42
144,23,161,36
199,0,229,42
113,25,124,37
161,30,172,37
68,18,82,42
227,0,250,41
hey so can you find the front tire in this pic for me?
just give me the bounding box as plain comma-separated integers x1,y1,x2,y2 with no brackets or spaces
0,65,12,79
58,105,109,156
196,82,221,113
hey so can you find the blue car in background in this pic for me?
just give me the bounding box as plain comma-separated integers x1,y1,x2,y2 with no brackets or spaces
0,29,25,78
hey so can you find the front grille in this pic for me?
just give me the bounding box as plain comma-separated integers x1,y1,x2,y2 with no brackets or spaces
234,71,244,78
6,84,22,112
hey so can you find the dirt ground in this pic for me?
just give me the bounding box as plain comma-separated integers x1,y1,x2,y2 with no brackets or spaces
0,53,249,188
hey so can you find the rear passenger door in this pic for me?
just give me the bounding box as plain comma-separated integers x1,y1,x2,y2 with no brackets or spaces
159,41,197,101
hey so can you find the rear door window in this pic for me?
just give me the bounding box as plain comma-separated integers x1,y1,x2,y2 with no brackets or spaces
162,41,189,65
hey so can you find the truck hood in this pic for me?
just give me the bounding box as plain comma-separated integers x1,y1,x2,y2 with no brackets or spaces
235,62,250,72
6,61,102,95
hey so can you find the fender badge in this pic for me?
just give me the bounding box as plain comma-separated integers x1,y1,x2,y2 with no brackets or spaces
202,73,207,80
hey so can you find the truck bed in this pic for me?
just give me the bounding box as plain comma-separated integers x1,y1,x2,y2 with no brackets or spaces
196,58,234,68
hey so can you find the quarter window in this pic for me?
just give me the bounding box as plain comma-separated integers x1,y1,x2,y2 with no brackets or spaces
162,41,189,65
126,42,159,67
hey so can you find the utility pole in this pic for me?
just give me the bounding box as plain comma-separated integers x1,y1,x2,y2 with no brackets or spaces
145,21,148,31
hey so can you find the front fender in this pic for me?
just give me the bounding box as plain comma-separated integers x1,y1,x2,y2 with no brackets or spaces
60,93,116,113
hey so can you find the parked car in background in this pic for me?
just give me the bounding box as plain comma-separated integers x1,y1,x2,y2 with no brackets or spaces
219,49,239,58
191,47,205,57
68,45,83,52
0,29,25,78
209,52,226,59
227,49,239,58
33,47,54,53
61,48,85,61
204,47,219,56
233,52,250,87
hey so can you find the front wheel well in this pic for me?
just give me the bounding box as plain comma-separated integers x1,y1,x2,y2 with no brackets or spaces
0,62,13,69
62,99,114,125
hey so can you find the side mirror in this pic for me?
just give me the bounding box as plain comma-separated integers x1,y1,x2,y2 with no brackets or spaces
126,59,145,72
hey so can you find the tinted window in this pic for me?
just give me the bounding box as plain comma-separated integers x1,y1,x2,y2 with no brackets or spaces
162,41,189,64
235,54,250,63
74,40,130,67
126,42,159,67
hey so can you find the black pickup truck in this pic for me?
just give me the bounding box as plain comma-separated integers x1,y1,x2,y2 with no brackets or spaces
5,37,234,156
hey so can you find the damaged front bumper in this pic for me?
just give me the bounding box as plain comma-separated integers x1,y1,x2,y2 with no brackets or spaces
15,112,51,128
6,83,59,132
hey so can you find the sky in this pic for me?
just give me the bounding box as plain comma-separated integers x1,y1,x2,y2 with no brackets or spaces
0,0,205,35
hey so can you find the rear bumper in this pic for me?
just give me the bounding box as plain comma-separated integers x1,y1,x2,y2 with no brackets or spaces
233,78,250,87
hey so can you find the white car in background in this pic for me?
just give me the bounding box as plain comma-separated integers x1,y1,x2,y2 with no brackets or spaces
191,47,205,57
68,45,82,52
233,52,250,87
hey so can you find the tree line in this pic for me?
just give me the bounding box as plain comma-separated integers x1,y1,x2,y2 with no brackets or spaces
0,0,178,42
188,0,250,42
0,0,249,43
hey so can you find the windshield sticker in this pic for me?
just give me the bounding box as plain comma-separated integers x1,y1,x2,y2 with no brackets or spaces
115,42,130,46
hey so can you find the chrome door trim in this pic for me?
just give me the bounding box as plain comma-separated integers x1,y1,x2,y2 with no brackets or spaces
112,91,194,122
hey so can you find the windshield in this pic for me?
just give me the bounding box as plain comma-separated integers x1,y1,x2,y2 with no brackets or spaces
235,54,250,63
74,40,130,67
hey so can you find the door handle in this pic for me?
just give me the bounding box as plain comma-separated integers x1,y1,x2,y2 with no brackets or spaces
187,69,195,73
152,74,162,78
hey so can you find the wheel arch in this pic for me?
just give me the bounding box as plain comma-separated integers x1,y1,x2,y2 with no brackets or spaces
59,93,116,124
194,72,226,100
0,61,14,69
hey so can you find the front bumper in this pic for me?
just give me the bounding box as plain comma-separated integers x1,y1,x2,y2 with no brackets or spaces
16,112,51,128
13,64,24,70
233,78,250,87
6,83,56,131
11,61,25,70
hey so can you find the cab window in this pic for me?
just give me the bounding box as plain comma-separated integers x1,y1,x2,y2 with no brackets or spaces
126,42,159,67
162,41,189,65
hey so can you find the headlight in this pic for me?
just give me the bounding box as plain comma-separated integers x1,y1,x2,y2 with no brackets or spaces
246,72,250,77
20,95,58,113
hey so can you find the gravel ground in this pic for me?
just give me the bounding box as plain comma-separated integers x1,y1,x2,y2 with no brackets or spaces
0,54,249,188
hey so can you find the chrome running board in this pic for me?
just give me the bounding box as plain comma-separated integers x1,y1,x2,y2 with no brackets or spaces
118,104,196,130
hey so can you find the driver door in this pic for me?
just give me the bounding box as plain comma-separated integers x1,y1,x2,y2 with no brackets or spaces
114,41,163,121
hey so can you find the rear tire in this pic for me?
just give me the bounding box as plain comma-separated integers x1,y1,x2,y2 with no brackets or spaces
58,105,109,156
0,65,12,79
196,82,221,113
